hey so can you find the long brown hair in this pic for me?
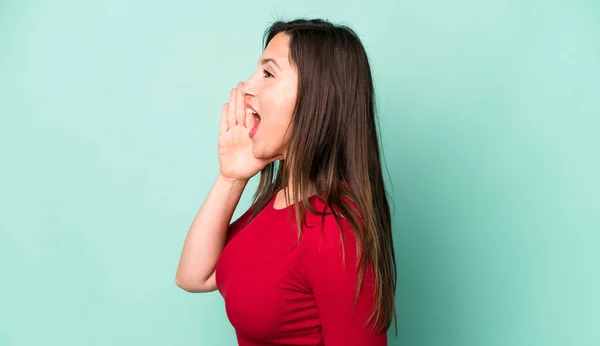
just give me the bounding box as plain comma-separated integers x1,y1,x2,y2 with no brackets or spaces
246,18,397,335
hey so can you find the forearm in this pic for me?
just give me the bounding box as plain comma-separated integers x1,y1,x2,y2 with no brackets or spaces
175,174,248,292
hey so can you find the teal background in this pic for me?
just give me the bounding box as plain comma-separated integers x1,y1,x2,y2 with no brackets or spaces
1,0,598,345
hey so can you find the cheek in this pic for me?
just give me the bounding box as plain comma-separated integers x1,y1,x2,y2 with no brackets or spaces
258,80,297,144
269,103,293,140
262,94,295,133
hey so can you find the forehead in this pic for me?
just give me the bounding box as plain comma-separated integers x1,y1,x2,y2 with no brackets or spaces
261,32,291,67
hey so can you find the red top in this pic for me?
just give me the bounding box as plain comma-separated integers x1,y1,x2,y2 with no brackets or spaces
215,193,387,346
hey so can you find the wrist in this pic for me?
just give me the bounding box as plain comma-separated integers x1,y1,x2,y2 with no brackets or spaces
217,173,248,187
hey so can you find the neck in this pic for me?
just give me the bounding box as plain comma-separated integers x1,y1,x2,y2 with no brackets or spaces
277,180,317,207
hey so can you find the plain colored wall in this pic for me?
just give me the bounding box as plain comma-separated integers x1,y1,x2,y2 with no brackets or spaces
1,0,598,345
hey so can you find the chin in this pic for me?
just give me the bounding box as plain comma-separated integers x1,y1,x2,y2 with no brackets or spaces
251,145,268,160
252,144,284,162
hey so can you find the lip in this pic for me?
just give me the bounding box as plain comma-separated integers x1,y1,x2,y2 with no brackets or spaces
246,103,259,115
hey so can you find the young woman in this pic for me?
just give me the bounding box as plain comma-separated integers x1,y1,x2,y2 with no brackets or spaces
176,18,397,346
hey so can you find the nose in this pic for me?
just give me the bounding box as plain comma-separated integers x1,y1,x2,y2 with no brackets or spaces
242,75,257,97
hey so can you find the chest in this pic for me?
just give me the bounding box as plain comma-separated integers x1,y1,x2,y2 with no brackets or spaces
215,216,322,343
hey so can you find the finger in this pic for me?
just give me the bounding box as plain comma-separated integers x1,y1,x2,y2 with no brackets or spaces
228,88,237,129
236,82,245,127
220,103,228,134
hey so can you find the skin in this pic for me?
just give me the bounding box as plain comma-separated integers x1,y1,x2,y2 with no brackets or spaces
176,33,308,294
243,32,311,207
219,32,310,209
242,32,298,162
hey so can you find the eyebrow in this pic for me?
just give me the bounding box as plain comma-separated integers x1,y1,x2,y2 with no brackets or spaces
260,57,281,70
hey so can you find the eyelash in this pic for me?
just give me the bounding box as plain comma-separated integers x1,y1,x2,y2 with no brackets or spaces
262,69,274,78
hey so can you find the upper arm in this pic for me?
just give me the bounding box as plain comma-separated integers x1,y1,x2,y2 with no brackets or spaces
303,216,387,346
177,207,254,293
202,270,217,292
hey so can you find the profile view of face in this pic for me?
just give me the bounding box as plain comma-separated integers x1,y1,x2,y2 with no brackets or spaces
242,32,298,161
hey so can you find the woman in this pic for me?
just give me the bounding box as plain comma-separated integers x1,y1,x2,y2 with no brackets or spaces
176,18,397,345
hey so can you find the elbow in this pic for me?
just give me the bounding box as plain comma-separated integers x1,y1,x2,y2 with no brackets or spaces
175,275,215,293
175,276,200,292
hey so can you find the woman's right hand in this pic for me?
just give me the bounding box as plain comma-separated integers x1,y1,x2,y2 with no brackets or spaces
217,82,280,183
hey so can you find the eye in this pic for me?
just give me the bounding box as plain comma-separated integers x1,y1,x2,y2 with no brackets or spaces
262,69,274,78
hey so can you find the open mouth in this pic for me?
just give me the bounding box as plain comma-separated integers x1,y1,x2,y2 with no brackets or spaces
248,108,261,138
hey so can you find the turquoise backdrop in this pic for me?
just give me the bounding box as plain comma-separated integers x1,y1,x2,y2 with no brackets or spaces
1,0,598,345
